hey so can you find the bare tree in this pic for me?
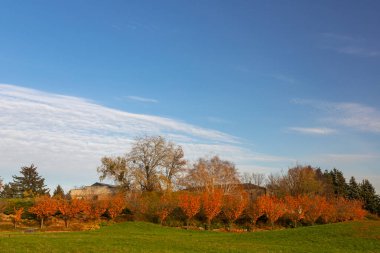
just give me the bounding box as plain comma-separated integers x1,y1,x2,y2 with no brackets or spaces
162,143,186,191
97,156,133,190
183,156,240,193
241,172,265,186
98,136,186,192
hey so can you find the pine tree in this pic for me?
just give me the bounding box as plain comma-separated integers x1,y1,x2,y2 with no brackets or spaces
325,168,348,197
9,164,49,198
53,185,65,199
347,176,361,200
359,179,379,214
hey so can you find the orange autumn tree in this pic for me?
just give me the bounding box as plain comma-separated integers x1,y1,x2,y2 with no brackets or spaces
84,199,108,221
222,191,248,230
257,195,285,229
303,195,328,225
333,197,367,222
284,195,308,227
57,198,86,228
202,189,223,229
178,192,201,229
246,200,263,230
320,199,337,224
348,199,367,220
29,195,58,229
155,193,177,225
12,207,24,229
107,193,127,219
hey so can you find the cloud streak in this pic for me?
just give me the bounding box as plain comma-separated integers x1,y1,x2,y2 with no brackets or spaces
127,95,158,103
294,99,380,134
0,84,290,189
288,127,336,135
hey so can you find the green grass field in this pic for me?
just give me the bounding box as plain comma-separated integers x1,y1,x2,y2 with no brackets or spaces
0,220,379,253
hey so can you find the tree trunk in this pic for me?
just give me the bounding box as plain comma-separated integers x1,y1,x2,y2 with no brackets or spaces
186,218,189,230
65,219,69,228
40,217,44,229
206,218,211,230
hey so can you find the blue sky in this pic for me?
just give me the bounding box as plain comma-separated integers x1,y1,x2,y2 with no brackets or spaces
0,1,379,192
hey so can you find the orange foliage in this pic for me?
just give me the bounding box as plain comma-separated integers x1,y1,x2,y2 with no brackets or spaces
246,200,263,228
257,195,285,228
126,192,147,217
303,195,328,225
333,197,367,222
222,192,248,225
156,194,177,225
202,189,223,228
29,195,58,228
178,192,201,227
107,193,127,219
12,207,24,229
57,199,86,228
284,195,308,227
320,200,337,224
84,199,108,220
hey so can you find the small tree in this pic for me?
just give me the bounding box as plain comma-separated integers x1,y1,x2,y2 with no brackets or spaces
53,185,65,199
257,195,285,229
107,194,126,219
246,200,263,231
57,198,86,228
29,196,57,229
222,192,248,230
178,192,201,229
84,199,108,221
202,189,223,229
303,195,328,225
12,207,24,229
155,193,177,225
284,195,308,228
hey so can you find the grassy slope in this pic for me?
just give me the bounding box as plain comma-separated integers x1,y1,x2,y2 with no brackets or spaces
0,220,379,253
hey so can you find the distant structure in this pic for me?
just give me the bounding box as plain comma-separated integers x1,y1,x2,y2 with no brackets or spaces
241,183,267,200
69,182,118,200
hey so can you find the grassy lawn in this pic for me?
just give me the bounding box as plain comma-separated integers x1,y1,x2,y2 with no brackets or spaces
0,220,379,253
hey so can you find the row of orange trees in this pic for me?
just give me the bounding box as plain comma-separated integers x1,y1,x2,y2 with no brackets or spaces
10,190,367,230
11,194,126,229
183,192,366,229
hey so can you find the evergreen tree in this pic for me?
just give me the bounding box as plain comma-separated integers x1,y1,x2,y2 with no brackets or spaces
324,168,348,197
347,176,361,200
9,164,49,198
52,185,65,199
359,179,379,214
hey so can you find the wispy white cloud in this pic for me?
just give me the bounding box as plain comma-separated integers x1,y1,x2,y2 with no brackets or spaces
127,95,158,103
0,84,290,189
288,127,336,135
319,32,380,58
294,99,380,134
